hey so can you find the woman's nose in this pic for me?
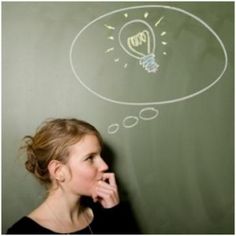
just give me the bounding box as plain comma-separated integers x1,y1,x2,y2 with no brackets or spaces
98,156,109,172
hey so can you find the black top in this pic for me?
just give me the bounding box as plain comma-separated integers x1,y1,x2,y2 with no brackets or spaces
6,202,141,234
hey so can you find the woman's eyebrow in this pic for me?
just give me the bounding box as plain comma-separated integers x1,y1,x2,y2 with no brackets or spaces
84,150,101,157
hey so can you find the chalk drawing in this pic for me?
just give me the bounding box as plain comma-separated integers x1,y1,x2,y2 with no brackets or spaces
106,13,166,73
107,107,160,134
139,107,159,121
70,5,228,106
119,19,159,73
104,12,167,73
123,116,139,129
107,123,120,134
155,16,164,27
104,24,115,30
105,47,114,53
144,12,149,18
69,5,228,134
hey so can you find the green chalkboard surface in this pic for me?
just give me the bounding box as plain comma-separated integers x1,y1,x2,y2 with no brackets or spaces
2,2,234,234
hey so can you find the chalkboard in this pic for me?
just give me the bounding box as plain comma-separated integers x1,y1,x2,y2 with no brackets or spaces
2,2,234,234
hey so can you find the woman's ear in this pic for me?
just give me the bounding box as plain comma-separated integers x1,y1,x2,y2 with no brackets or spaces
48,160,65,182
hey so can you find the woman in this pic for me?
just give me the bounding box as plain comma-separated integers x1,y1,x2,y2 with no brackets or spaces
7,118,121,234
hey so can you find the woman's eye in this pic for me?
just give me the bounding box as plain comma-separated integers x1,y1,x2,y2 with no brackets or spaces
86,156,95,162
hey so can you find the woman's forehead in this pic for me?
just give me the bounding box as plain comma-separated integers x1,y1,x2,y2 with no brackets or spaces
69,134,101,155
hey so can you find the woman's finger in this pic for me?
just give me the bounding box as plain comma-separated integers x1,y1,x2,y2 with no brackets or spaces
102,173,117,187
95,189,117,208
98,180,116,191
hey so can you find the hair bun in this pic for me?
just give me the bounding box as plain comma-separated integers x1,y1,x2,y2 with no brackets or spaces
23,136,37,174
25,148,37,173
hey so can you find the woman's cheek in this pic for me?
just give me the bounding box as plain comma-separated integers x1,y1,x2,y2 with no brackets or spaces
81,169,99,195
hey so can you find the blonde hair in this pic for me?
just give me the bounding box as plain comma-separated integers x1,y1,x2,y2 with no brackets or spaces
22,118,103,187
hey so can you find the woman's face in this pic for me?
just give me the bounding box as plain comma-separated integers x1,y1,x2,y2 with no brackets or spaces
64,134,108,197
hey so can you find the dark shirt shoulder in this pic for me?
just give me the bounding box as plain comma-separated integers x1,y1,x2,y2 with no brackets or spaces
7,217,53,234
7,202,141,234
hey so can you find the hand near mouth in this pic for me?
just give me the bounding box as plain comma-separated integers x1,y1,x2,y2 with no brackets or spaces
92,173,120,209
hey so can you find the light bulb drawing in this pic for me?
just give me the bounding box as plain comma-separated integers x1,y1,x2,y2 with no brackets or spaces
104,13,167,73
119,19,159,73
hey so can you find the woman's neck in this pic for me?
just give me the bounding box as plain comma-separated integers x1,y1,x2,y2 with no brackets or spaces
28,188,93,233
45,188,83,224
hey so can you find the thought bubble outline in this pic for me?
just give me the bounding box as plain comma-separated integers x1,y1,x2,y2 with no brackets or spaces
139,107,159,120
69,5,228,106
107,123,120,134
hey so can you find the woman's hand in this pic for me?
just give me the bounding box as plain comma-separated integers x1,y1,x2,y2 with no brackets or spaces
92,173,120,208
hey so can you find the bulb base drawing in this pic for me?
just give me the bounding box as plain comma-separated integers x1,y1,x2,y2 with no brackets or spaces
139,53,159,73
